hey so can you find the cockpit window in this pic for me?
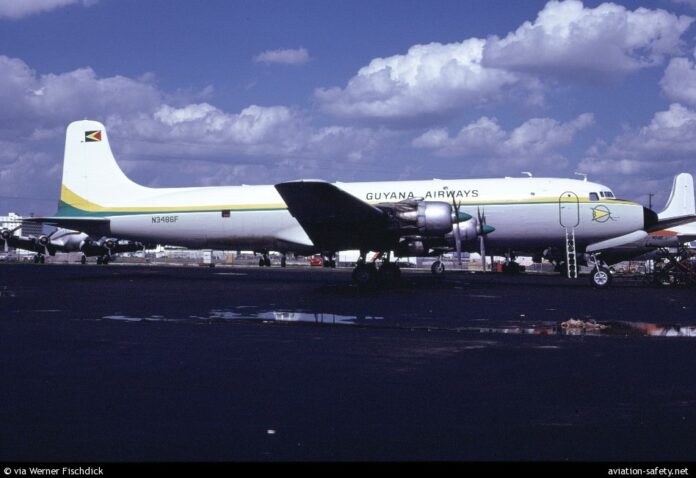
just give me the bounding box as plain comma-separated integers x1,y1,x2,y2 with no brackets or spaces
589,192,599,201
602,191,615,198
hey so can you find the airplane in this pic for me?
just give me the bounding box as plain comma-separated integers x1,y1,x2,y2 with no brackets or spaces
0,226,143,264
592,220,696,266
24,120,695,288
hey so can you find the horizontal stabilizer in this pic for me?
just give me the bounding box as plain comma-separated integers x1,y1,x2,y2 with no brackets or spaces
586,230,648,253
23,217,110,237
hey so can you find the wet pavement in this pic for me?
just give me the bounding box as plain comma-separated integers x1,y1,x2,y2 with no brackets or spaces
1,263,695,461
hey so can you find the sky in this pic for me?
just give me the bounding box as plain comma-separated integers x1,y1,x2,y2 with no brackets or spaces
2,0,696,215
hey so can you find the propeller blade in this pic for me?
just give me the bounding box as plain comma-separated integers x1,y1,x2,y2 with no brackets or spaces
477,206,488,272
479,235,486,273
452,198,462,266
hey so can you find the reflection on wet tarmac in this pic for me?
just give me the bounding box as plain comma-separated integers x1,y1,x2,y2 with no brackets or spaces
474,321,696,338
208,309,383,325
102,315,181,322
97,307,696,339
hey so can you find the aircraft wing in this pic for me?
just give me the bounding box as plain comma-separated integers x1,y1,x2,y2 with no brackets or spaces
23,217,111,237
274,180,388,251
3,235,42,254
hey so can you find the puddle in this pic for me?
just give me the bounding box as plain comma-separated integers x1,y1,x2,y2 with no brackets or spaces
208,309,383,325
101,315,180,322
473,321,696,338
97,306,696,339
0,286,16,298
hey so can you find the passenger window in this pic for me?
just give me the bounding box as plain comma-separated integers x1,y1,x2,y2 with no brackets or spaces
589,192,599,201
221,210,230,218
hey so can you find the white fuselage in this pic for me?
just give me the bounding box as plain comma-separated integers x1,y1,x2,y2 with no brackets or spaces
100,177,646,254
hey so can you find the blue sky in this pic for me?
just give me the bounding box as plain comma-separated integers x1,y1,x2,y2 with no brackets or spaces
2,0,696,215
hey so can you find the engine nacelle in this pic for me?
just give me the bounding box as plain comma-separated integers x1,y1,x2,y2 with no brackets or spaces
37,235,50,247
450,218,479,242
1,228,11,241
395,239,426,256
79,239,93,252
393,201,453,236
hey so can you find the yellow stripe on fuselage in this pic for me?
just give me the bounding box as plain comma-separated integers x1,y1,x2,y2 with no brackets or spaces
60,183,640,215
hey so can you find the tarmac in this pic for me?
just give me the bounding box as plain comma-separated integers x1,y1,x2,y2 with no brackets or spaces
1,262,695,461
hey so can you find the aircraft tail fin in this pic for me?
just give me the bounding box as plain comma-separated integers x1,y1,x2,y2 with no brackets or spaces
658,173,695,221
58,120,148,216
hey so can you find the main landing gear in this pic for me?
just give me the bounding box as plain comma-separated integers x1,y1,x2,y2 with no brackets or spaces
258,252,271,267
351,251,401,287
323,253,336,268
33,254,45,264
96,255,110,265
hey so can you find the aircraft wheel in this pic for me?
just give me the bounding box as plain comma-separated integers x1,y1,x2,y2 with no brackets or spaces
103,256,110,265
280,256,287,268
97,256,103,265
589,266,612,289
352,263,375,286
264,256,271,267
81,255,87,265
431,260,445,275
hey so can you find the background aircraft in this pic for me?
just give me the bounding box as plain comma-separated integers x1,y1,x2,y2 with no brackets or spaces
27,120,695,287
1,226,143,264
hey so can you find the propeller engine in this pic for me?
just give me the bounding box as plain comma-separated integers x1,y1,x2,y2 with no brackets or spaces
1,226,20,253
35,229,59,256
381,199,473,256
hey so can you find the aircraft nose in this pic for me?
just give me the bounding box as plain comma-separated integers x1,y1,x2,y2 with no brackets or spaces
643,207,658,231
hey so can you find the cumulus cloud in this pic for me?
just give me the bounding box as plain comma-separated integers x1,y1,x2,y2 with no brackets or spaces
660,55,696,106
580,103,696,174
253,48,310,65
578,103,696,203
316,1,692,124
0,55,161,138
0,53,394,214
483,0,693,81
0,0,96,19
413,113,594,174
315,39,538,123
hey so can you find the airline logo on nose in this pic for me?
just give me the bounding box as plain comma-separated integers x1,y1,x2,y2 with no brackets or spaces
85,130,102,142
592,205,615,222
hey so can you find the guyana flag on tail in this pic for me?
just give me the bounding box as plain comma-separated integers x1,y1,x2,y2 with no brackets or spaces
85,130,102,142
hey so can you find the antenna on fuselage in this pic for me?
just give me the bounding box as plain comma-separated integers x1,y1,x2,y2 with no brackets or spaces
521,171,533,177
574,172,588,182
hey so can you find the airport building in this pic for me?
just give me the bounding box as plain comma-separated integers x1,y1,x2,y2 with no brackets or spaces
0,212,44,237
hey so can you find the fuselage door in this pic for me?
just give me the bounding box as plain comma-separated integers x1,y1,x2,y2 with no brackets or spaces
559,191,580,228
